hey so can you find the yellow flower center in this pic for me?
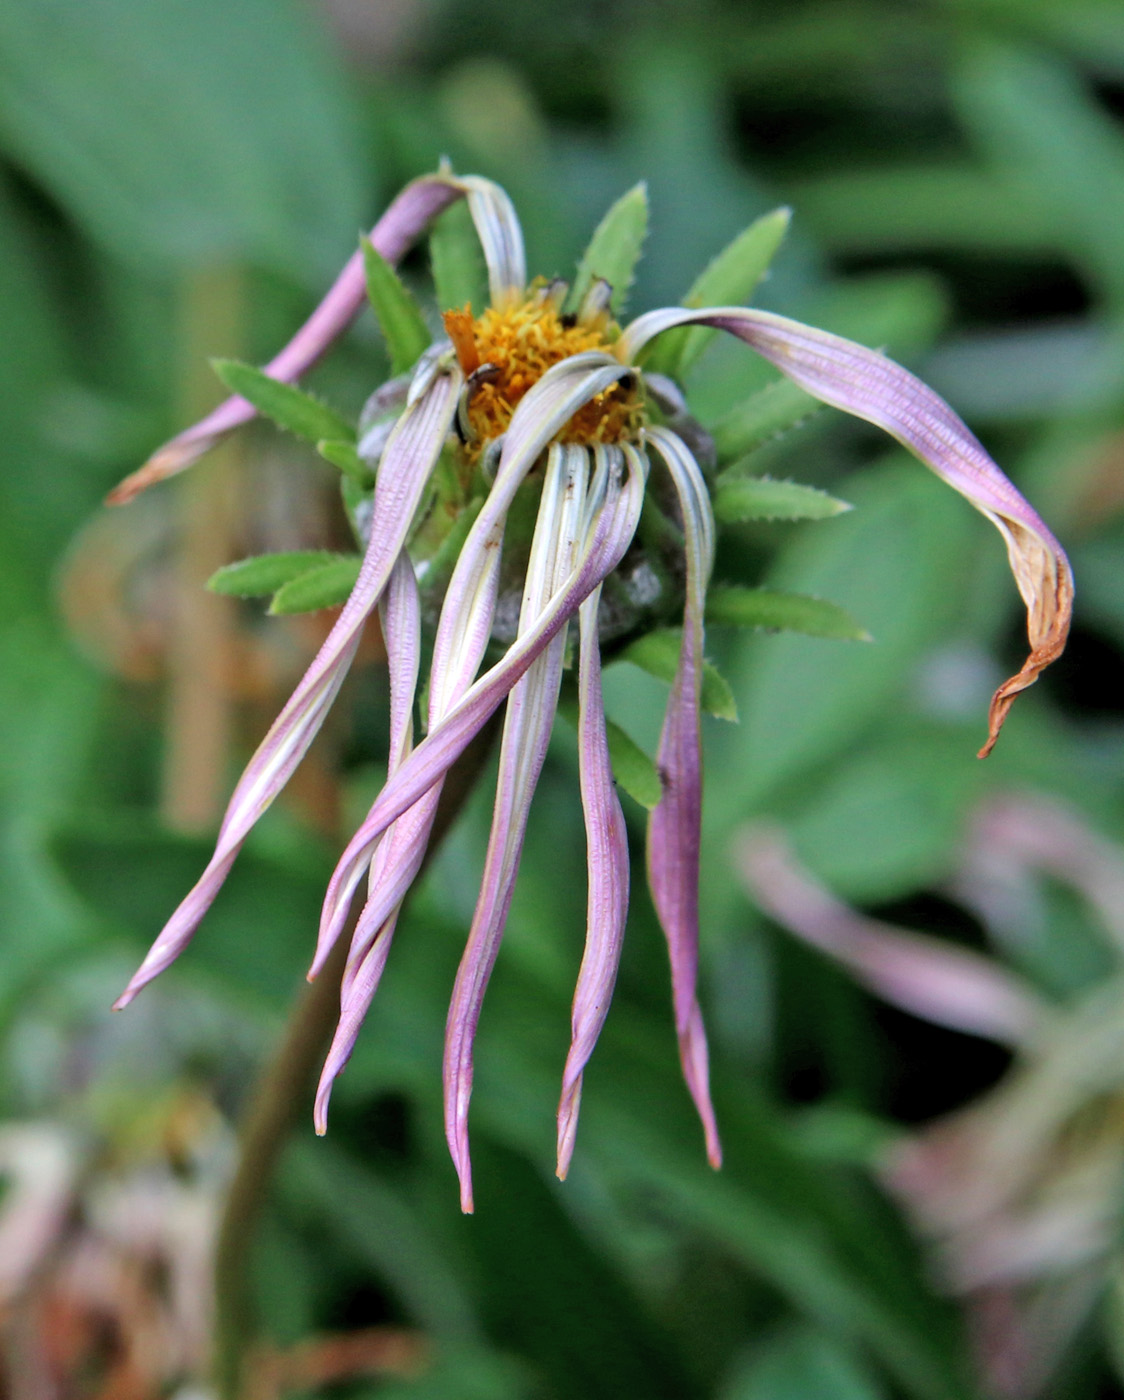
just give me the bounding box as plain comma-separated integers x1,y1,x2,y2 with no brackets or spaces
442,297,644,454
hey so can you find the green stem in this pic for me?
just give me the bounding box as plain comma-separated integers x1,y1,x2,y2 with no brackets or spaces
212,719,497,1399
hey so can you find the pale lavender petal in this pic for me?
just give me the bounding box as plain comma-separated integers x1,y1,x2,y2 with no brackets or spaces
458,176,527,308
643,426,722,1168
736,823,1046,1047
444,445,590,1212
317,354,633,952
556,581,629,1180
114,375,459,1009
620,306,1073,756
318,443,646,989
108,176,463,503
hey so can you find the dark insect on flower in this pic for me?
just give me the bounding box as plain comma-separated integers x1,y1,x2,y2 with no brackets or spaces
109,171,1072,1211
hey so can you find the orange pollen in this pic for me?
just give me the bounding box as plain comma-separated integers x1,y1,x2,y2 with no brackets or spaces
441,298,644,454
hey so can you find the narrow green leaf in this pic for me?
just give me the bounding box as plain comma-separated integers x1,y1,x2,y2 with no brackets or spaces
361,236,431,376
269,555,362,614
211,358,354,444
317,438,374,487
646,207,792,378
430,199,486,314
711,378,821,461
207,551,338,598
567,183,648,316
605,720,662,809
706,586,872,641
621,630,738,721
713,475,852,524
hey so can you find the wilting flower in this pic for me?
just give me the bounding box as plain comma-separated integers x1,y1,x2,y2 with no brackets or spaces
110,170,1072,1211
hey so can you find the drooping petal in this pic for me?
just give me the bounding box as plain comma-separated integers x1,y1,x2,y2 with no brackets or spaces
644,425,722,1168
316,353,633,953
445,445,591,1212
108,176,465,503
312,552,424,1129
556,575,630,1181
620,306,1073,756
736,823,1047,1048
114,373,460,1008
456,176,527,309
318,442,647,973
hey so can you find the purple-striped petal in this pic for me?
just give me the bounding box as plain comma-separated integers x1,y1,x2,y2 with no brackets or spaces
108,176,465,504
556,579,630,1180
445,444,591,1212
736,823,1046,1047
620,306,1073,756
318,443,647,985
644,426,722,1168
113,375,459,1009
316,354,632,954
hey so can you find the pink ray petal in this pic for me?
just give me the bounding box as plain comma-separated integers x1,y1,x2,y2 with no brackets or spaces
316,354,632,953
643,426,722,1168
114,374,459,1008
444,445,591,1211
619,306,1073,756
556,581,630,1180
108,176,466,503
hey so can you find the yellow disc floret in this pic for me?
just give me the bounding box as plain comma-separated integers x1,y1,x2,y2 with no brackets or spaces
442,296,644,455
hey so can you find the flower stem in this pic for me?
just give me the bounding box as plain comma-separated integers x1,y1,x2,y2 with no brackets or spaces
212,716,498,1400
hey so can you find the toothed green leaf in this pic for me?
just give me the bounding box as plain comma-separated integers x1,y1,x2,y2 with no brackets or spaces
317,438,374,488
713,474,852,524
211,358,354,445
269,556,362,614
431,199,486,314
207,551,338,598
711,378,821,461
605,720,662,809
645,207,792,378
621,630,738,721
568,182,648,317
706,585,872,641
362,236,431,376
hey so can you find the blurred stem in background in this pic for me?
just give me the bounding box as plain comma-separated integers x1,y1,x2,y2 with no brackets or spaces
161,268,244,834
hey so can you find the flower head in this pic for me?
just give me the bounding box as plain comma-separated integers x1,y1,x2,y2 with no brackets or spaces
110,170,1072,1210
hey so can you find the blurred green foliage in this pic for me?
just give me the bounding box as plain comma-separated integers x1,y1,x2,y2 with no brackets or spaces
5,0,1124,1396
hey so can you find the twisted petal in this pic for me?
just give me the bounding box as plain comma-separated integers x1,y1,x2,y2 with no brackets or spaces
736,823,1047,1048
620,306,1073,756
644,426,722,1168
445,445,591,1212
317,353,632,954
556,576,630,1181
108,176,466,503
318,443,646,985
114,374,460,1008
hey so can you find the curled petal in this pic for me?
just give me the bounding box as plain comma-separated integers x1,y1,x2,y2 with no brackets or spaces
455,175,527,308
556,582,629,1180
445,445,589,1213
108,176,464,503
317,354,632,952
620,306,1073,755
644,426,722,1168
114,375,459,1008
318,445,646,980
735,823,1047,1047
